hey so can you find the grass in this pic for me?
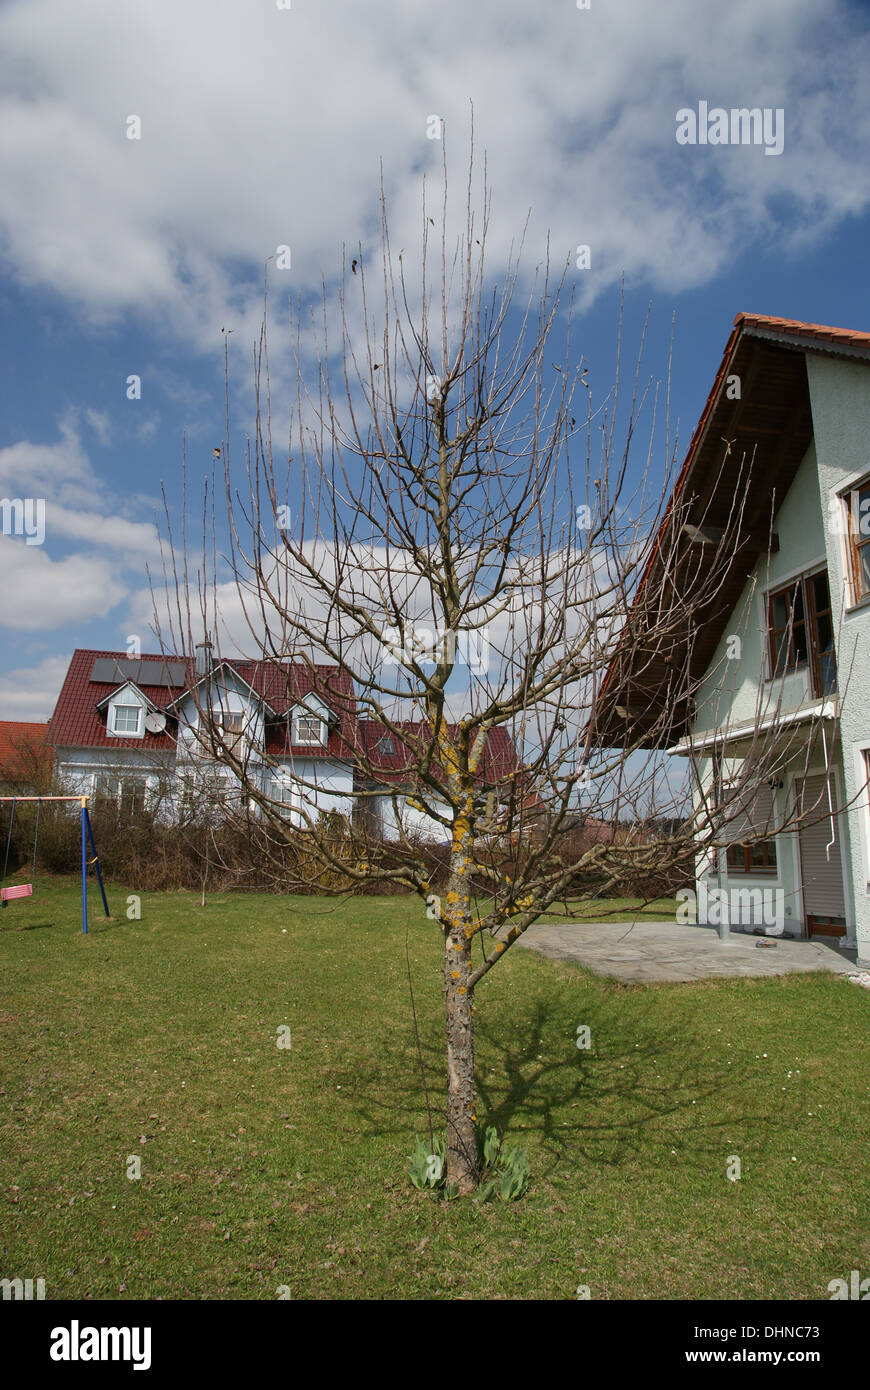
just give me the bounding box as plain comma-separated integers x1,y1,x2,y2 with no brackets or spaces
1,880,867,1300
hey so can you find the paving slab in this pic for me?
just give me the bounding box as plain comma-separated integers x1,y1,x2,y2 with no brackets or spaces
516,920,859,983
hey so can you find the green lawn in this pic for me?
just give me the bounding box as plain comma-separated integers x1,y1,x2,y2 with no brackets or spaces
1,881,867,1300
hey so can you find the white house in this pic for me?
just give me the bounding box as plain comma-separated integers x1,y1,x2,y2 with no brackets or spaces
47,644,517,838
596,312,870,967
48,644,358,827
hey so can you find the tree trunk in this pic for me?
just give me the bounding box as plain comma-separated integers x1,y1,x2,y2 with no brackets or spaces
444,930,479,1193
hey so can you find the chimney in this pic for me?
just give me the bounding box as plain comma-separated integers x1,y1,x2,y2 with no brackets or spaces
195,639,213,678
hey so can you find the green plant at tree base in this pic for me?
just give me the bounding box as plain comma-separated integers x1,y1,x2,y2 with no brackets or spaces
406,1124,529,1202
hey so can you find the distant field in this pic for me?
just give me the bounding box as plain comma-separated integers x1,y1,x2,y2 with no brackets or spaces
1,882,866,1299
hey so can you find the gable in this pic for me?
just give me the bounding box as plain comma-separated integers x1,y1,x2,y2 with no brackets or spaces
594,312,870,749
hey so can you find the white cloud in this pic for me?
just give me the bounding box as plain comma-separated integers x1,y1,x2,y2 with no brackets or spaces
0,417,161,630
0,416,161,559
0,537,124,630
0,0,866,357
85,408,111,446
0,652,70,721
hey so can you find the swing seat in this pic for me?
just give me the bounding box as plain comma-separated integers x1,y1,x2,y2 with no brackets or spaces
1,883,32,902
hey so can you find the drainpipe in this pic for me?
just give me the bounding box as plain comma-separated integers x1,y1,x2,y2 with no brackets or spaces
822,722,836,862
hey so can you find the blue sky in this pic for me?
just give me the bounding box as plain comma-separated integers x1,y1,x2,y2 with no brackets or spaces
1,0,870,721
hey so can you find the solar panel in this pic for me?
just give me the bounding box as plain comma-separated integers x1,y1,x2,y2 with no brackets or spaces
144,660,186,687
89,657,187,687
89,658,141,684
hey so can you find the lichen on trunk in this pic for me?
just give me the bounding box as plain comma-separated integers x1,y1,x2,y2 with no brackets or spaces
444,920,479,1192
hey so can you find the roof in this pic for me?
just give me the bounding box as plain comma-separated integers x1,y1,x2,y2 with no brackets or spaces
592,312,870,748
358,720,519,788
48,649,360,759
0,721,52,779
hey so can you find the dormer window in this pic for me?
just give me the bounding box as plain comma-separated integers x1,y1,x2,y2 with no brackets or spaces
290,696,329,747
293,713,325,745
110,704,143,736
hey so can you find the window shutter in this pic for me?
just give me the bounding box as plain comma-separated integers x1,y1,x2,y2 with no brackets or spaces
721,779,776,845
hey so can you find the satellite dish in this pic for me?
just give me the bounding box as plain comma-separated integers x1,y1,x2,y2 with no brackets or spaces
144,711,167,734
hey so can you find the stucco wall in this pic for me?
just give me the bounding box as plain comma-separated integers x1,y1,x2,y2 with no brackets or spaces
685,359,870,957
691,438,827,738
806,352,870,964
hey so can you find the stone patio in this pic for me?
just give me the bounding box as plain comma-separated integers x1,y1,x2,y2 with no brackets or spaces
516,919,860,983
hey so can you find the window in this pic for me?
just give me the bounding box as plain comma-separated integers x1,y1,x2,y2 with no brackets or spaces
376,735,395,756
111,703,142,736
768,581,808,675
843,477,870,602
806,570,836,696
726,839,778,874
767,569,836,696
722,778,778,876
93,772,148,814
293,714,324,745
213,710,244,755
271,781,297,816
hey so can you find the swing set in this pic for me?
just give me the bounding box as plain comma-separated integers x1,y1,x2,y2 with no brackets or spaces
0,795,110,933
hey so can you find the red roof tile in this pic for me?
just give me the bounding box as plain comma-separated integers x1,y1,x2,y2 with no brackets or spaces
358,720,518,787
0,721,51,778
736,312,870,351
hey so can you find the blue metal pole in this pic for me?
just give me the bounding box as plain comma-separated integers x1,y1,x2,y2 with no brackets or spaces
81,802,87,934
84,810,110,918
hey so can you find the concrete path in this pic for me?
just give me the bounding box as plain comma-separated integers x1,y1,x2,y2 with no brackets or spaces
517,919,860,983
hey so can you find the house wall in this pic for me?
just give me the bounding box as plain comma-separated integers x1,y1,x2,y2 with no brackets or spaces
691,439,827,738
54,746,175,807
266,758,355,825
806,352,870,965
174,679,266,766
686,379,867,956
376,791,451,843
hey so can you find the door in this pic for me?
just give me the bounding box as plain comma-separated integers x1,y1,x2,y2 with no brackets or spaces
796,775,847,936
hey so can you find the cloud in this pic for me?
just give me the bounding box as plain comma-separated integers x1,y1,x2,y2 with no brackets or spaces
0,416,162,630
0,537,125,629
84,408,111,446
0,0,867,358
0,652,70,721
0,416,161,559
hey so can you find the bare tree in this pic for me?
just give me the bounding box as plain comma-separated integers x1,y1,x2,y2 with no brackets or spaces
156,147,838,1193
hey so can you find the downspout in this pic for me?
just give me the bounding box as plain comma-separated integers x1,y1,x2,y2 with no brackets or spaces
821,721,836,861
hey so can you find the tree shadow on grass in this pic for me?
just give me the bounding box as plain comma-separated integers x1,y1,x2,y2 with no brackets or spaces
347,980,793,1182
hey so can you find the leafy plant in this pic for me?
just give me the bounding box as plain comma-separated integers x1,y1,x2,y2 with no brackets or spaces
407,1133,446,1191
473,1124,530,1203
407,1124,530,1201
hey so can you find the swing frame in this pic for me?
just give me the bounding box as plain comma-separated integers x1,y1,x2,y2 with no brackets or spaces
0,795,110,933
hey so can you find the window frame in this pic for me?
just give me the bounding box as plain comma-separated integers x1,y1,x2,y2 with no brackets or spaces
212,708,245,756
844,476,870,603
292,713,325,746
766,567,836,697
110,702,143,737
